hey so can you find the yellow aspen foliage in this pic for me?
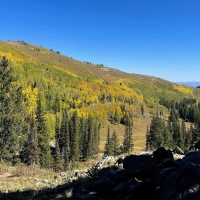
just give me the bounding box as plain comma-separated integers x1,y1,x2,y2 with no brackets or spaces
52,65,78,77
114,105,123,123
22,86,38,114
0,42,36,63
45,113,56,139
173,84,193,95
40,50,50,55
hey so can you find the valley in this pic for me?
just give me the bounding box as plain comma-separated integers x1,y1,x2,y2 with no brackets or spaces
0,40,200,198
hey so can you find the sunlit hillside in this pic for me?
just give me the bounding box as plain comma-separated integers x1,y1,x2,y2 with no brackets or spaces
0,40,198,151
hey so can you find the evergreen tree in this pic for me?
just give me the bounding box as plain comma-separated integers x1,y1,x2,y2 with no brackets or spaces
69,111,80,162
181,120,187,149
0,56,27,163
194,115,200,142
79,116,86,160
146,124,151,151
185,127,193,149
122,114,134,153
93,118,100,155
60,109,70,170
104,126,112,156
111,130,120,156
86,115,94,158
169,107,178,122
80,116,88,160
53,96,61,113
54,140,62,172
36,96,52,168
122,125,134,153
172,119,182,147
55,113,60,144
54,114,62,171
122,126,129,153
168,107,183,148
147,116,166,150
28,112,39,165
162,123,172,149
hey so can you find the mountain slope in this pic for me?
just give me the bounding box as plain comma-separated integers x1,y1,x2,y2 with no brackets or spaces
1,40,195,99
0,40,197,151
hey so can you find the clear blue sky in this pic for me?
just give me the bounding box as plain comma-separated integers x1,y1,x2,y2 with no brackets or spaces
0,0,200,82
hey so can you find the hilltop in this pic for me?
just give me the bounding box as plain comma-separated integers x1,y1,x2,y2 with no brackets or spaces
0,40,198,152
1,40,195,97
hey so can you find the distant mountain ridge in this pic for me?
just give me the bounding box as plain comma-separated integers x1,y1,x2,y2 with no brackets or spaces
176,82,200,88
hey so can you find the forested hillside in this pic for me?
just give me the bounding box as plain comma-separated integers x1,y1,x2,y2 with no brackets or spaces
0,40,198,170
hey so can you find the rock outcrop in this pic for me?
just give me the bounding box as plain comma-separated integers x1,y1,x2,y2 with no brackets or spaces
1,148,200,199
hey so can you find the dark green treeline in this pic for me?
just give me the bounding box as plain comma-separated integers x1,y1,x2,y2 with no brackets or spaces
104,114,134,156
160,98,200,123
0,56,28,164
146,104,200,151
54,109,101,170
0,56,100,170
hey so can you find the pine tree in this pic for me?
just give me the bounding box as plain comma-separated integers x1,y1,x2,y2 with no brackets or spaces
36,96,52,168
172,118,182,148
69,111,80,162
54,114,62,171
122,125,134,153
181,120,187,149
0,56,27,163
194,115,200,142
53,96,61,113
81,116,89,160
60,109,70,170
169,107,178,122
146,125,151,151
93,118,100,154
54,140,62,172
28,112,39,165
185,126,193,149
168,107,183,148
86,115,94,158
162,123,172,149
122,127,129,153
147,116,166,150
189,124,196,144
104,126,112,156
55,113,60,144
111,130,120,156
79,117,86,160
122,114,134,153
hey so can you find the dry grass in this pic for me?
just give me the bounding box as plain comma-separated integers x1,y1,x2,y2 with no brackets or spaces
0,158,103,193
99,116,151,153
0,163,57,193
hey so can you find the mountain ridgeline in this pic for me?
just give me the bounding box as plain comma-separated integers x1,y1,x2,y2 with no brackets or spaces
0,40,199,169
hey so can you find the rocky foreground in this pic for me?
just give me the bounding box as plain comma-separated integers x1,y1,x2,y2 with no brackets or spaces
1,148,200,200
